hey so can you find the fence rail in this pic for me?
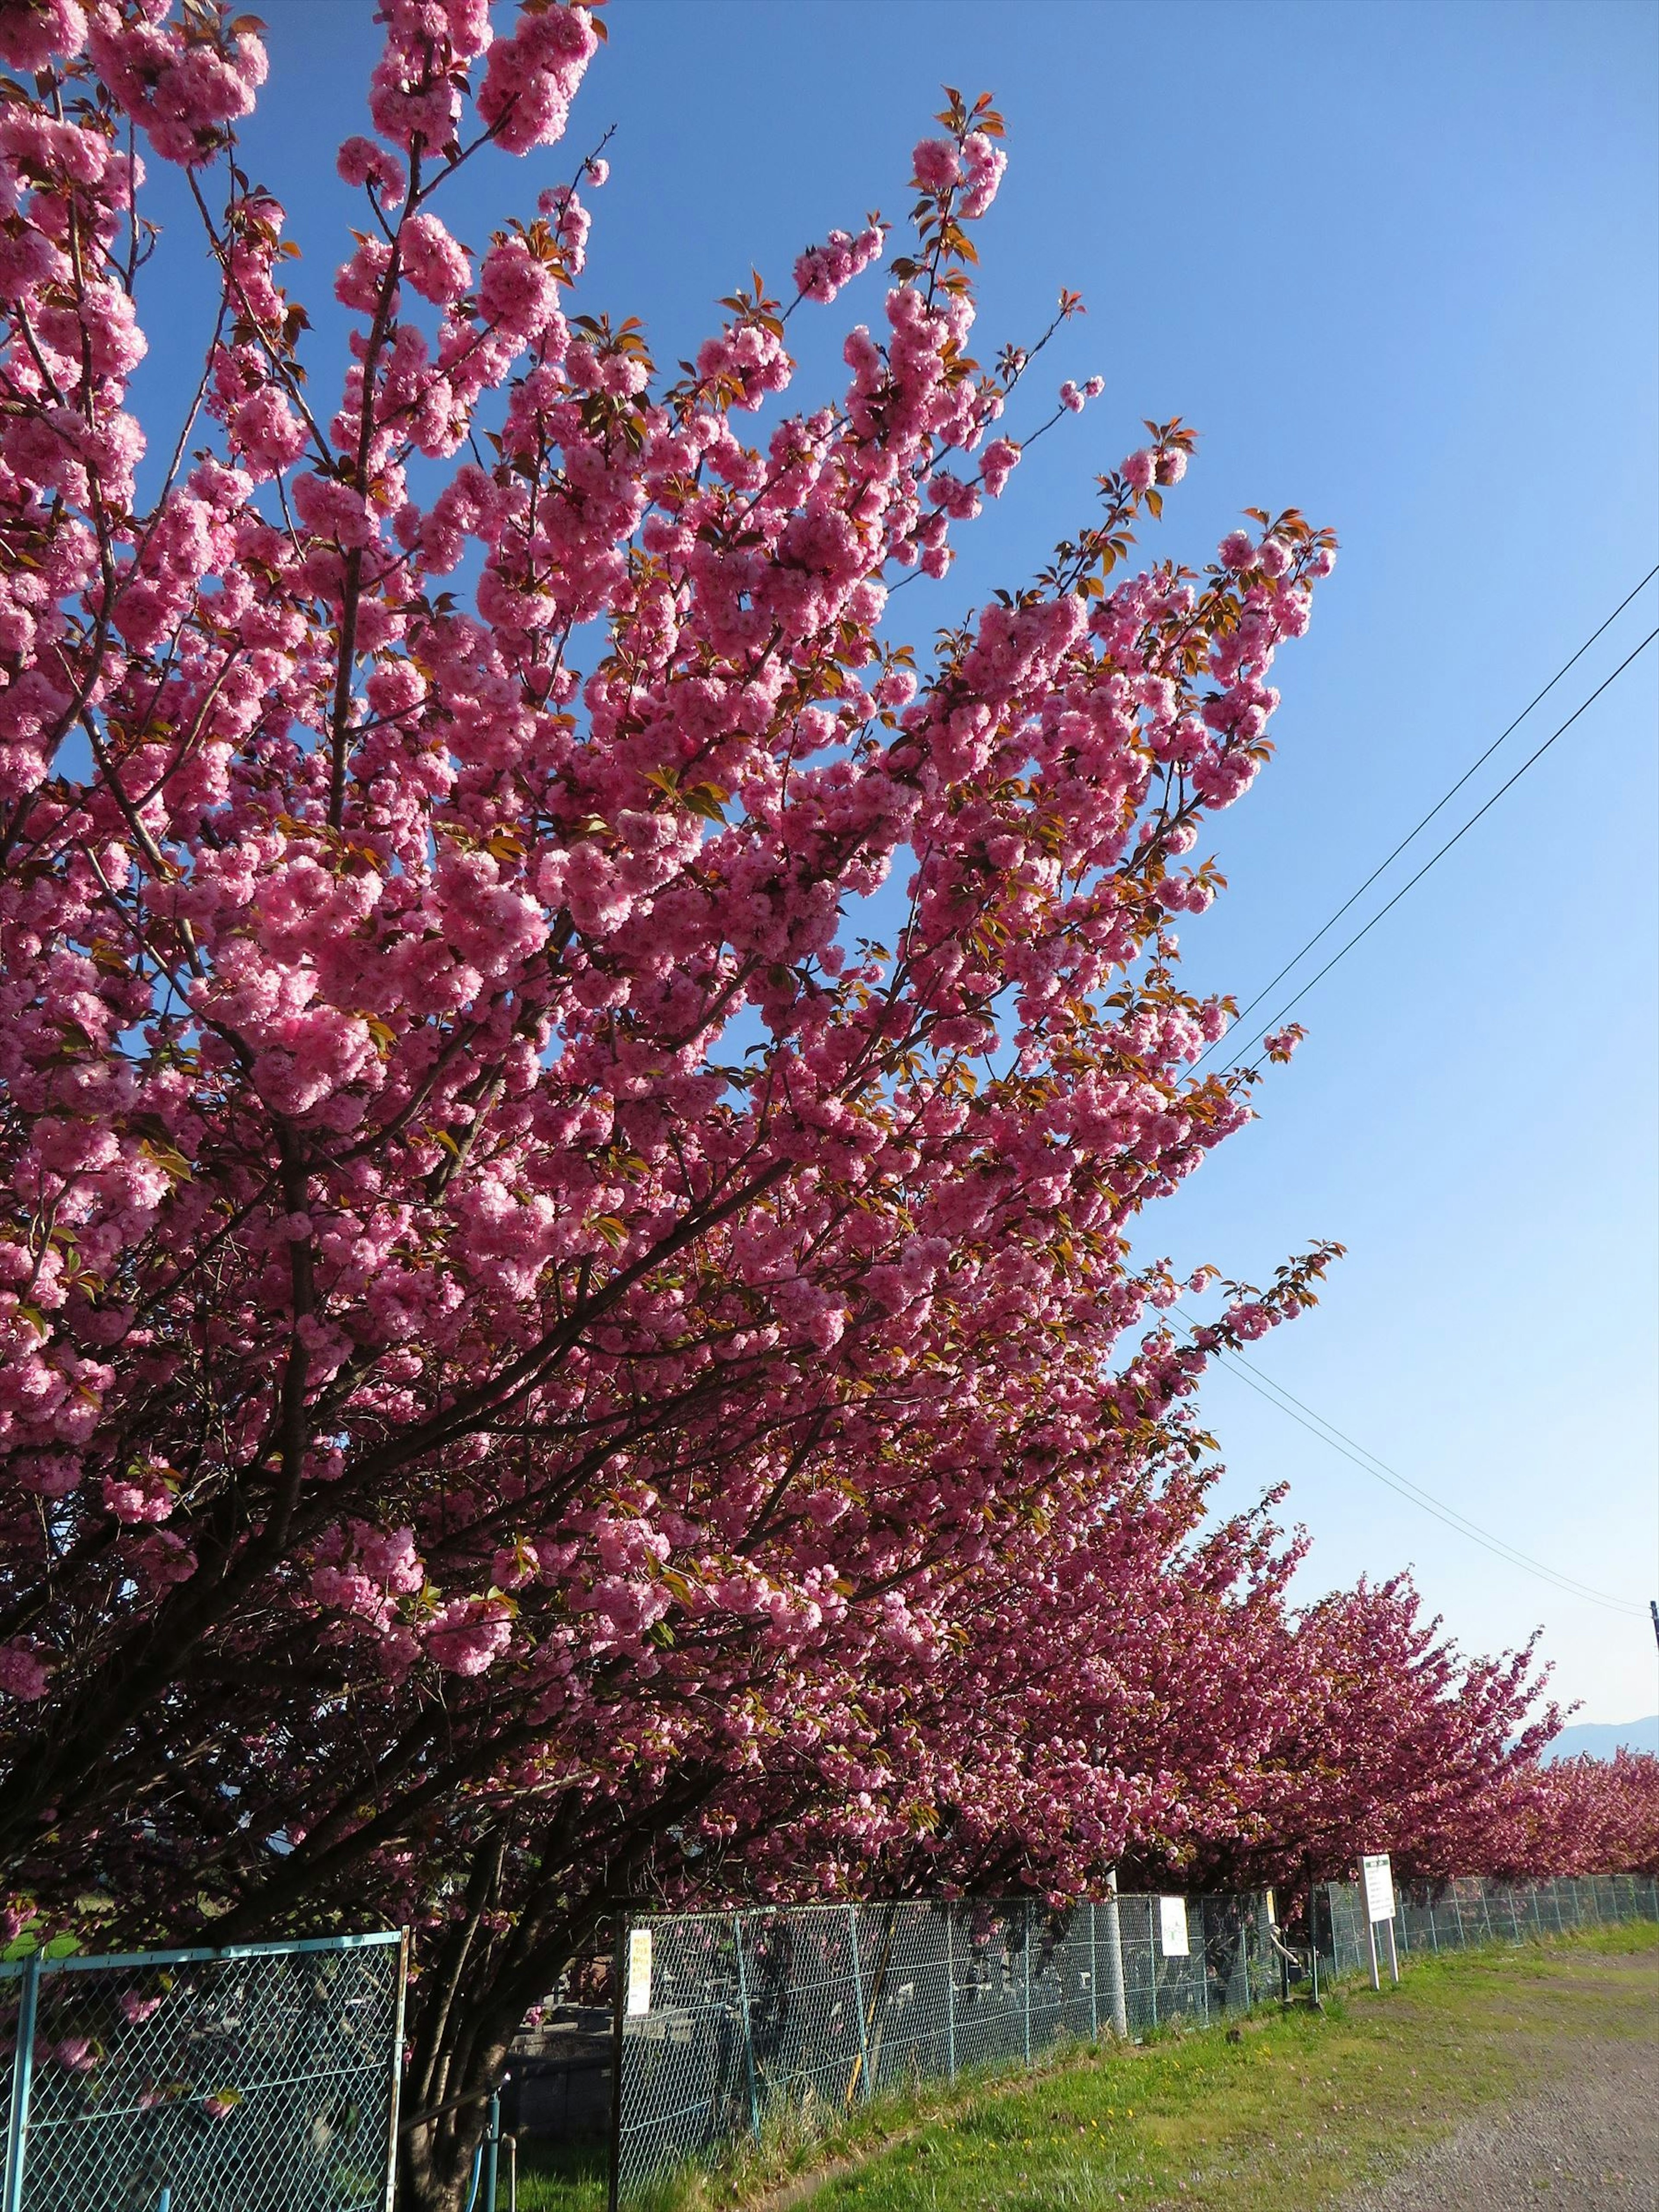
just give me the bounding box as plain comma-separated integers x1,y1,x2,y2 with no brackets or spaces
0,1930,406,2212
615,1872,1659,2200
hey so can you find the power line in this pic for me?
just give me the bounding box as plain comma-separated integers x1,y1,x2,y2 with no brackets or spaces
1154,578,1659,1621
1173,1317,1648,1618
1187,578,1659,1078
1204,564,1659,1051
1217,624,1659,1067
1213,1343,1645,1615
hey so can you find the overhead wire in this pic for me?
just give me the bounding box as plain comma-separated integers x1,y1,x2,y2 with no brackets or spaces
1188,563,1659,1068
1170,1317,1648,1618
1186,581,1659,1078
1149,574,1659,1624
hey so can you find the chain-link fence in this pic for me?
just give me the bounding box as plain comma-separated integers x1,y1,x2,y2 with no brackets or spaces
0,1931,407,2212
1319,1870,1659,1981
614,1873,1659,2201
614,1890,1277,2197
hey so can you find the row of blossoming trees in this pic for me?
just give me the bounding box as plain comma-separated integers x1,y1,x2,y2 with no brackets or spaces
0,3,1653,2205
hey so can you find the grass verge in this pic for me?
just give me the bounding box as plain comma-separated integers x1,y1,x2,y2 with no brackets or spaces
508,1920,1659,2211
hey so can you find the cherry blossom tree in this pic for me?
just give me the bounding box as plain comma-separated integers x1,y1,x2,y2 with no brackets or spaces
0,0,1641,2160
1497,1750,1659,1880
1155,1573,1564,1894
17,0,1597,2199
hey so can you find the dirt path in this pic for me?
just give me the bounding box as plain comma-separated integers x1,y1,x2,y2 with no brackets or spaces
1343,1951,1659,2212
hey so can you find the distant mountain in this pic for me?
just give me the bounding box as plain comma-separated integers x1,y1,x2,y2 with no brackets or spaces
1543,1715,1659,1763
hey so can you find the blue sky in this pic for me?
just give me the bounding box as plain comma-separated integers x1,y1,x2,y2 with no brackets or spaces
128,0,1658,1724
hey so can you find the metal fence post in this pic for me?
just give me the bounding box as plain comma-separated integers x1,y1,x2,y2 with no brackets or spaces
1021,1901,1032,2065
945,1906,956,2080
1314,1881,1327,2004
1088,1902,1098,2041
385,1931,410,2212
1273,1890,1289,2003
483,2090,501,2211
731,1915,762,2141
3,1951,39,2212
846,1907,872,2104
1382,1911,1400,1986
606,1916,626,2212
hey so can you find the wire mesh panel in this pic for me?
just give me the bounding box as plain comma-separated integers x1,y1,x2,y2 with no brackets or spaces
854,1904,950,2095
1112,1892,1158,2034
1148,1897,1208,2027
613,1873,1659,2200
941,1901,1026,2076
1320,1882,1370,1981
746,1906,866,2120
615,1912,750,2192
1394,1882,1434,1955
1026,1906,1098,2056
1192,1894,1268,2015
0,1932,403,2212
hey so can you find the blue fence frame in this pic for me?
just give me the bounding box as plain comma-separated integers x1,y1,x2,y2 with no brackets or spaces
0,1930,406,2212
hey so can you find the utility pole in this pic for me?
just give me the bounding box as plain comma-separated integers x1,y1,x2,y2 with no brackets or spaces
1649,1598,1658,1653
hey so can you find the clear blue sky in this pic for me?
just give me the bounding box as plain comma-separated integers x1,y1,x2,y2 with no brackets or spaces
129,0,1658,1725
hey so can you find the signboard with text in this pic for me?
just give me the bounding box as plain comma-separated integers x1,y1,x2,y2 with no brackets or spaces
1158,1895,1191,1957
625,1926,653,2015
1361,1853,1396,1924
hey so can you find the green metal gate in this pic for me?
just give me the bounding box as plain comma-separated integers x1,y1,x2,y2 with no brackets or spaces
0,1931,407,2212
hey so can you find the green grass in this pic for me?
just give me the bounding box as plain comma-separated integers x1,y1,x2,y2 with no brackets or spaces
503,2137,607,2212
505,1921,1659,2211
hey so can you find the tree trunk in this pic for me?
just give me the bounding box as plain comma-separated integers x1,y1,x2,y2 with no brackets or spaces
395,1880,613,2212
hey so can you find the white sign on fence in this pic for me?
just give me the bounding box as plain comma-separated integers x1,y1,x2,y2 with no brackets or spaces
1158,1895,1191,1957
1361,1853,1396,1924
625,1926,653,2015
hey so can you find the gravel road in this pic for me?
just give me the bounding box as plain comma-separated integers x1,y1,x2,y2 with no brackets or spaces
1344,1953,1659,2212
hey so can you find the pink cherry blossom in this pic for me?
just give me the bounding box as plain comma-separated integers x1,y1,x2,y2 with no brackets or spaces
911,137,960,193
0,1644,50,1701
958,131,1007,218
